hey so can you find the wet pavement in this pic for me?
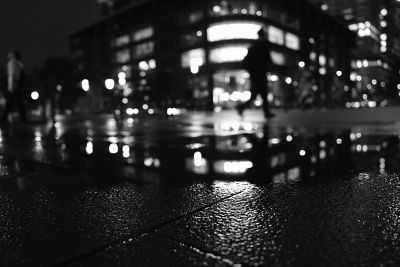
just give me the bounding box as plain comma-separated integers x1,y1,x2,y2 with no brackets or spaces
2,109,400,266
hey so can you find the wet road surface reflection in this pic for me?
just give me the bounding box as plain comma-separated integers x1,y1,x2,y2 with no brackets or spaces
1,119,400,265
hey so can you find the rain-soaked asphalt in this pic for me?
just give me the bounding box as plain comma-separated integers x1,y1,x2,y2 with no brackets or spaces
2,111,400,266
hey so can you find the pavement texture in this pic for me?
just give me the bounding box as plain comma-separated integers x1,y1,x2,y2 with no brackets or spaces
2,108,400,266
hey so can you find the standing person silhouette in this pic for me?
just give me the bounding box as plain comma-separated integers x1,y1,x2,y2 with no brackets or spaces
237,28,275,119
1,50,27,124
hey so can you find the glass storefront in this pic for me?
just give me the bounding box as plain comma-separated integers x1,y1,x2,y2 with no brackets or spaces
212,70,286,109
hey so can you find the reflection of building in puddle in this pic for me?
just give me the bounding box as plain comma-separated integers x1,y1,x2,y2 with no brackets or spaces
215,160,253,174
215,122,258,132
80,131,390,183
184,133,351,182
186,151,208,175
86,142,94,155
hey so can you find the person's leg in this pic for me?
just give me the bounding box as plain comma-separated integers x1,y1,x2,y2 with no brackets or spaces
258,78,275,118
15,91,27,123
236,73,258,115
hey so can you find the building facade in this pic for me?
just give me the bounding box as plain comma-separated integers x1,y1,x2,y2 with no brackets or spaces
70,0,355,112
309,0,400,104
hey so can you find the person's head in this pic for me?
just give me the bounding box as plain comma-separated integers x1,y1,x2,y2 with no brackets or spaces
7,50,22,61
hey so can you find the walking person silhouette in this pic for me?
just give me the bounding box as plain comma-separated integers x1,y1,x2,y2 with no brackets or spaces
236,28,275,119
1,50,27,124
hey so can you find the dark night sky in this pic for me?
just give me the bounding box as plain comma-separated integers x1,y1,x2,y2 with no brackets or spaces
0,0,101,70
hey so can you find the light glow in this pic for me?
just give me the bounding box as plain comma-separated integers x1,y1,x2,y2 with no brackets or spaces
210,45,249,63
105,79,115,90
82,79,90,92
31,91,39,100
182,49,205,68
207,21,264,42
109,143,118,154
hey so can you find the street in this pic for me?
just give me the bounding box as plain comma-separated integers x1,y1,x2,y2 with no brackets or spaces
1,108,400,266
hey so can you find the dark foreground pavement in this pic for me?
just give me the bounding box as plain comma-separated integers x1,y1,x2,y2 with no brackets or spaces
2,108,400,266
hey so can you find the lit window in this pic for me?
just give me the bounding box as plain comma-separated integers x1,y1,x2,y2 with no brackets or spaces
319,55,327,66
114,49,130,63
285,33,300,50
270,51,285,65
188,10,203,23
181,48,206,68
148,59,156,69
181,31,203,46
114,66,132,79
207,21,264,42
310,52,317,61
133,42,154,59
268,26,284,45
133,27,154,42
210,45,250,63
111,35,130,48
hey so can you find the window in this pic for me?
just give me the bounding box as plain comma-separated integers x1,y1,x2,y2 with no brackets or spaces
111,34,130,48
114,49,130,63
207,21,264,42
133,42,154,59
270,51,285,65
213,70,251,107
181,31,203,46
209,45,250,63
319,55,327,66
187,10,203,23
133,27,154,42
138,59,156,71
181,48,206,68
114,65,132,79
285,33,300,50
268,26,284,45
210,1,264,17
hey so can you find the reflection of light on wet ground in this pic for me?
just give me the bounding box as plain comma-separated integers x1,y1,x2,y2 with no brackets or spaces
122,145,130,158
215,122,258,132
357,173,370,182
86,142,94,155
193,151,204,167
350,132,362,141
106,119,117,129
109,143,119,154
214,160,253,174
108,136,119,143
187,143,205,150
144,157,160,168
34,130,42,143
353,144,382,153
186,153,208,174
216,136,253,152
273,166,301,184
213,181,252,191
380,158,386,173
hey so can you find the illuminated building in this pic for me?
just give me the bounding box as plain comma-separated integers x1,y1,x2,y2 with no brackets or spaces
309,0,400,102
71,0,355,112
